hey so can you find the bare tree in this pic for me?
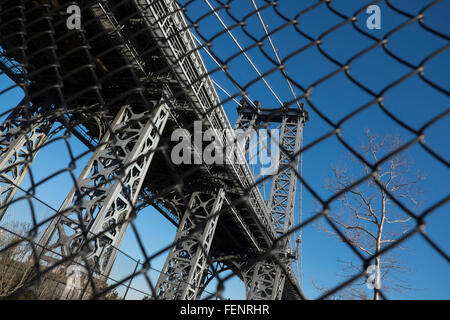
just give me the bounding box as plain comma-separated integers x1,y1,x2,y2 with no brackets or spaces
0,222,108,300
0,222,36,298
318,129,426,299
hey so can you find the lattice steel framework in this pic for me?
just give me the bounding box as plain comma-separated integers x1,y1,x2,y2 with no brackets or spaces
38,101,169,277
155,189,225,300
0,98,55,220
235,103,307,300
234,100,259,155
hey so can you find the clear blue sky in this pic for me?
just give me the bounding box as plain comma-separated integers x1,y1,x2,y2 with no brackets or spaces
0,0,448,299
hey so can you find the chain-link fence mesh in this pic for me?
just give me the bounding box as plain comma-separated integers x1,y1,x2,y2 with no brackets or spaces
0,0,448,300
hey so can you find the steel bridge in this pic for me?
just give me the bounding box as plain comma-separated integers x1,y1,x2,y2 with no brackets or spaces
0,0,307,300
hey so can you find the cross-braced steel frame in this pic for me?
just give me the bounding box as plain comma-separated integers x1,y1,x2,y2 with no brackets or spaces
155,189,225,300
37,101,169,279
0,98,55,220
235,103,307,300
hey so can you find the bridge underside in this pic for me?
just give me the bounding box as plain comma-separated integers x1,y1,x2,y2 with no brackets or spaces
0,0,303,300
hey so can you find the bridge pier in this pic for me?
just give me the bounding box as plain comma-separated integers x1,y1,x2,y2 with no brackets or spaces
155,189,225,300
0,98,55,221
237,102,307,300
37,101,169,293
245,261,285,300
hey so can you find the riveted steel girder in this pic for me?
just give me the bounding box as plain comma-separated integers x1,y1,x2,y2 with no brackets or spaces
155,189,225,300
0,99,54,221
247,110,305,300
37,101,169,281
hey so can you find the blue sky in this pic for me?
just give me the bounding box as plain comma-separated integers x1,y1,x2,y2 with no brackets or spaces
0,0,448,299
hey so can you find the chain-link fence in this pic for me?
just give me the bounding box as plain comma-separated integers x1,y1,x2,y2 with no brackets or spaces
0,0,448,300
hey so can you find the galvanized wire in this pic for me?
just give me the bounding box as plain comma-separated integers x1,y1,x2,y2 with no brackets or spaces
0,0,448,300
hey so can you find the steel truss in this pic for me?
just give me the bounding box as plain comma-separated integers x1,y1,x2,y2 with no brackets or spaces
155,189,225,300
234,100,259,162
136,0,276,241
200,261,230,297
245,107,306,300
0,98,54,220
38,101,169,279
268,113,304,238
246,259,286,300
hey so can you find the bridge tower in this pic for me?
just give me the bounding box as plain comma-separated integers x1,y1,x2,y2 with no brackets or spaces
234,100,308,299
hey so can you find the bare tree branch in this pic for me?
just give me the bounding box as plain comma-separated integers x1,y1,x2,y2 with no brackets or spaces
315,130,425,299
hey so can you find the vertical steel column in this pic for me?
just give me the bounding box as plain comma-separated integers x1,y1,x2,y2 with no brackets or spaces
268,115,304,237
246,260,286,300
38,102,169,278
234,101,259,162
234,103,258,131
0,99,54,221
247,107,305,300
155,189,225,300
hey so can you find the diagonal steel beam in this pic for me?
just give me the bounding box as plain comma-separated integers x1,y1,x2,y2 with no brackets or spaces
0,98,54,221
37,101,169,287
155,189,225,300
247,104,306,300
